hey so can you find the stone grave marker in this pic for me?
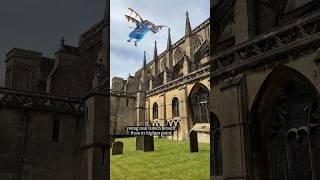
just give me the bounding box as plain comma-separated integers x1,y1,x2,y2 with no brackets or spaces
136,136,144,150
143,136,154,152
112,141,124,155
189,130,198,153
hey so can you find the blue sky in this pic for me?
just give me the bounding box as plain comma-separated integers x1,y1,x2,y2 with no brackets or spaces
110,0,209,79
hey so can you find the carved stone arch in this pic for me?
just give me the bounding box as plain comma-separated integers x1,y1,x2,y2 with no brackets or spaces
309,96,320,179
189,83,210,125
152,102,159,120
193,34,204,52
172,55,184,80
172,97,180,118
157,72,164,85
249,65,320,179
195,40,210,69
174,47,184,65
147,68,152,77
171,96,181,141
161,57,167,71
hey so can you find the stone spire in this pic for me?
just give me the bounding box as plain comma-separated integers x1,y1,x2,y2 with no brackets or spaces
143,51,147,69
167,28,172,50
185,11,192,36
153,41,158,60
166,28,174,71
153,41,158,77
140,51,147,90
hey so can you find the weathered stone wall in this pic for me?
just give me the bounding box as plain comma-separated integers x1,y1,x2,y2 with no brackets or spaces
46,48,88,98
0,2,108,180
0,107,83,180
146,77,210,141
110,94,136,135
111,77,126,92
5,48,54,93
0,108,20,180
210,3,320,178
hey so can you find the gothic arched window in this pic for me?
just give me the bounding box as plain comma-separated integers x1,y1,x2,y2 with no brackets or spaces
174,47,184,64
190,84,209,124
248,66,320,179
172,97,179,118
269,80,314,179
153,103,158,120
252,76,320,179
193,35,203,51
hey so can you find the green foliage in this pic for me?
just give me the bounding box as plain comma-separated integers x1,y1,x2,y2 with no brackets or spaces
110,137,210,180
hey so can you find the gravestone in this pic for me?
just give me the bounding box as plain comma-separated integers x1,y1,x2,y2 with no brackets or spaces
143,136,154,152
136,136,154,152
112,141,123,155
189,130,198,153
136,136,144,150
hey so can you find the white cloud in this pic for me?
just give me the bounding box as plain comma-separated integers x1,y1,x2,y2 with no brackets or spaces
110,0,209,80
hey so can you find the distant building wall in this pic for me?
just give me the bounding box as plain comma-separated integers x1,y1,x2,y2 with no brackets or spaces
5,48,54,92
110,92,136,135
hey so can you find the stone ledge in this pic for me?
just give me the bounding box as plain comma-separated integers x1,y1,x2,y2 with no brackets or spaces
0,87,84,115
211,9,320,81
146,66,210,97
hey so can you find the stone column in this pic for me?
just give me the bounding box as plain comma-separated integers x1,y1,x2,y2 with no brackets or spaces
149,76,154,90
183,56,191,76
136,90,146,126
233,0,255,44
179,85,190,140
146,98,150,123
163,68,172,84
80,0,110,179
184,41,195,72
159,92,166,127
219,74,251,180
136,90,146,150
82,92,109,180
17,104,31,180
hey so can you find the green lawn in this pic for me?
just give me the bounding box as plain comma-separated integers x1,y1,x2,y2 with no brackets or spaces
110,137,210,180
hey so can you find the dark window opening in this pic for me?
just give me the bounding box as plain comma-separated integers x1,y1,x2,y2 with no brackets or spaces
153,103,158,120
172,97,180,118
52,119,60,142
190,85,209,124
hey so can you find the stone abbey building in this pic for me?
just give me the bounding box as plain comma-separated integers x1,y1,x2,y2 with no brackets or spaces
110,12,211,143
1,0,320,180
0,2,110,180
113,0,320,179
210,0,320,179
